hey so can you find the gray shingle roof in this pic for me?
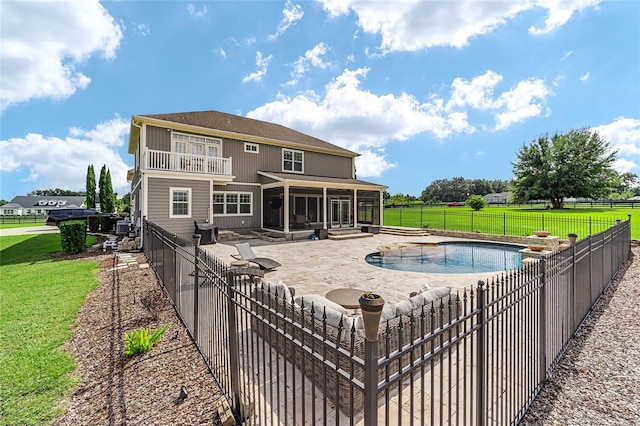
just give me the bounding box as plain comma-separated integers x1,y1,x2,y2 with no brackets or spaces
139,110,356,156
258,171,386,189
1,195,86,208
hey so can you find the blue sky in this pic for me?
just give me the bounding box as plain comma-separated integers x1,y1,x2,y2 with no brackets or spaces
1,0,639,202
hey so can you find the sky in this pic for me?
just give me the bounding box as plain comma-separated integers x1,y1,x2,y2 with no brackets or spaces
1,0,639,202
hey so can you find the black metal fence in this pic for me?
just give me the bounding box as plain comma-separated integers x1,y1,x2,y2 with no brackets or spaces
384,207,623,238
143,218,631,425
0,214,46,224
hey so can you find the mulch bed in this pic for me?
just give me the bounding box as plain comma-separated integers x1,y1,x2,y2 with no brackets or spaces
55,246,233,425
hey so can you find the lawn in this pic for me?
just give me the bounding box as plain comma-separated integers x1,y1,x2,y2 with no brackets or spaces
0,222,47,229
0,233,98,426
384,204,638,240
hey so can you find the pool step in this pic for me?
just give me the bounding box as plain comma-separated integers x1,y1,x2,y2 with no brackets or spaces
380,226,431,237
327,232,374,241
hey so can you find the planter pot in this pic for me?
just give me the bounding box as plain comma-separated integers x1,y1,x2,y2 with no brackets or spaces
534,230,551,237
359,294,385,342
527,244,547,252
568,233,578,246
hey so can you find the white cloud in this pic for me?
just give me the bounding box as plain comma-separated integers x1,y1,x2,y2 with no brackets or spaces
0,117,131,195
214,48,227,58
187,4,208,18
580,72,590,82
288,43,331,85
243,52,273,83
0,0,123,111
355,150,396,177
247,68,552,177
134,23,150,37
448,71,504,110
594,118,640,174
493,78,551,130
529,0,601,35
269,0,304,40
447,71,552,130
318,0,600,53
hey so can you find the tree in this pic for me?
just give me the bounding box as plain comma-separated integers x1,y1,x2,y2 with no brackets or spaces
383,191,391,203
103,169,115,213
86,165,96,208
98,165,107,211
512,128,617,209
467,195,488,211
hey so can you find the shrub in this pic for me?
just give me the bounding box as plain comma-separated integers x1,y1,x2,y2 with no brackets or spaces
467,195,488,211
100,215,112,232
59,220,87,254
87,214,100,232
124,324,169,356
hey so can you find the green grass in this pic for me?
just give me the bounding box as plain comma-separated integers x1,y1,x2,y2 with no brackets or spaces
0,222,47,229
0,233,99,426
384,205,638,240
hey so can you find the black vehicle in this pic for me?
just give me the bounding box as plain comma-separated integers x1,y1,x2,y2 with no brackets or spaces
46,208,102,226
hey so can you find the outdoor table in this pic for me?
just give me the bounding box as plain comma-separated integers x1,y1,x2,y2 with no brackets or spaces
325,288,364,310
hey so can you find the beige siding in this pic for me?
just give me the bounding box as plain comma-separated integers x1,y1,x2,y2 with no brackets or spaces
147,125,171,151
147,177,210,236
224,139,353,181
211,184,261,229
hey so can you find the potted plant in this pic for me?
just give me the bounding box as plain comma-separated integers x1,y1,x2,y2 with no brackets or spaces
359,291,385,342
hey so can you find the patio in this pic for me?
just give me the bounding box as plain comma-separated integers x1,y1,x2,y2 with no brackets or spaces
203,233,507,304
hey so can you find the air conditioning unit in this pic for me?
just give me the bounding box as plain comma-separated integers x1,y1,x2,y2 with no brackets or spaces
116,220,131,235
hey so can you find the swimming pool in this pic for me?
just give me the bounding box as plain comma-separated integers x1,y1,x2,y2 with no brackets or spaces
365,241,523,274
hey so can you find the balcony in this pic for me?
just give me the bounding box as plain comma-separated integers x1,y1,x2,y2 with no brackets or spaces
144,148,232,176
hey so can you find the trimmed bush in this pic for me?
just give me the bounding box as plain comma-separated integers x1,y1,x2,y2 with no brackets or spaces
467,195,488,211
59,220,87,254
87,214,100,232
100,215,112,232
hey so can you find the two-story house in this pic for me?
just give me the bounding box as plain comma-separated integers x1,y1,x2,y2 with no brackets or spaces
127,110,386,239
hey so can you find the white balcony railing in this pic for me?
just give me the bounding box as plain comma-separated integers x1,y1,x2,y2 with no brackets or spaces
144,148,232,176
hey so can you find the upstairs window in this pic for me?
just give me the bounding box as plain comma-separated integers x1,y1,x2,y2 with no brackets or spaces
244,142,259,154
283,148,303,173
172,132,221,157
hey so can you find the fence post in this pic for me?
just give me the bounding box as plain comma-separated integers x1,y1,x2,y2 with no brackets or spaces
400,206,403,227
471,210,474,232
360,295,384,426
569,235,577,333
420,205,423,228
476,280,486,426
173,234,179,308
226,271,243,420
444,210,446,230
503,212,506,236
192,234,201,341
539,256,547,384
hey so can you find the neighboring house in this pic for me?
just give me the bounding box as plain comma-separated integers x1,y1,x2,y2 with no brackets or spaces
0,196,86,215
127,110,387,238
483,192,511,204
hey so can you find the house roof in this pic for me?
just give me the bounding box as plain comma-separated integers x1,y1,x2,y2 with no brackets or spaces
257,171,387,190
129,110,357,157
0,195,86,209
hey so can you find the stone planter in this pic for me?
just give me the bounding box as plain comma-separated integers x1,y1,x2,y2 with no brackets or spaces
534,230,551,237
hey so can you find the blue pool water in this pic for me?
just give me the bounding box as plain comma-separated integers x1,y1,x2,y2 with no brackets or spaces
365,241,523,274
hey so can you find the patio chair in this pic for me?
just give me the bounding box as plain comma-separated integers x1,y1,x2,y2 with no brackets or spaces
232,242,281,271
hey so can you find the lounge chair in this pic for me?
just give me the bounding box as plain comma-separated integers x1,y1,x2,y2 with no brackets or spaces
232,242,281,271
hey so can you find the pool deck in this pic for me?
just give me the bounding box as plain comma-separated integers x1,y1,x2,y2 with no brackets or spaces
204,233,522,304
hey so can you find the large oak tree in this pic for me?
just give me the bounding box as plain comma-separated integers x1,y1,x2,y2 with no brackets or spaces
511,128,617,209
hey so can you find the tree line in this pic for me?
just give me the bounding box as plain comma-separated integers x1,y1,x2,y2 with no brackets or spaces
386,128,639,209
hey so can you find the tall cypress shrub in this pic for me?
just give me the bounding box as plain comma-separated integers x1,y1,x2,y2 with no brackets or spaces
86,165,96,208
98,165,107,212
